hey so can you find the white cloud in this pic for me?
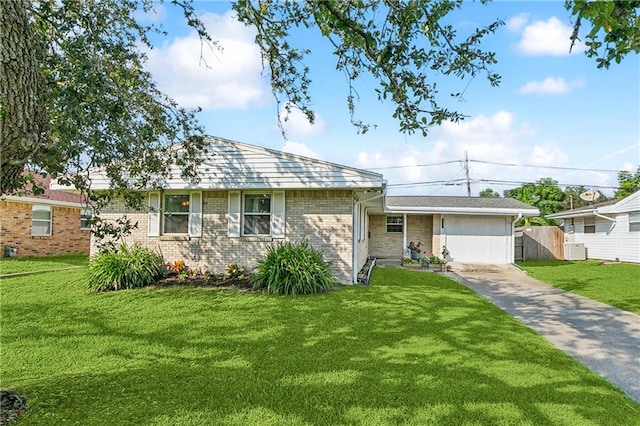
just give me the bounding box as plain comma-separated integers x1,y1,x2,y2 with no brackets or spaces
355,111,574,196
519,76,585,96
282,141,322,159
506,13,529,32
277,104,326,138
145,11,266,110
514,17,584,56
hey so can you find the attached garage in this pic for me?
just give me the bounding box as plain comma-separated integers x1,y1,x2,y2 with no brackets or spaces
443,215,512,264
367,196,539,265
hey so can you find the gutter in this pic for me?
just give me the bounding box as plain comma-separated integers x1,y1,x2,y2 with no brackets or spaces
384,205,538,216
593,211,616,222
352,187,386,283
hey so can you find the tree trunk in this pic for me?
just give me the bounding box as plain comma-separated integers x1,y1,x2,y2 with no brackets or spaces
0,0,48,194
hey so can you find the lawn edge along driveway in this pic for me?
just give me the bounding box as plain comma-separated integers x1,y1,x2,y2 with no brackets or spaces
450,263,640,404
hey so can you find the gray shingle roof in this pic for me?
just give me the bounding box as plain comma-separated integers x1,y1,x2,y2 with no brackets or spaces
386,196,537,210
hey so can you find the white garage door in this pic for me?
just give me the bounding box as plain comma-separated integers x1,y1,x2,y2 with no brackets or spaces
443,216,511,264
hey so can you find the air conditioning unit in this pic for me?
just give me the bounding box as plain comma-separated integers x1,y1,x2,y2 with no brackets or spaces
564,243,586,261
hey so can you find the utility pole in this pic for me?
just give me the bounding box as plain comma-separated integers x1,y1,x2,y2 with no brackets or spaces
464,150,471,197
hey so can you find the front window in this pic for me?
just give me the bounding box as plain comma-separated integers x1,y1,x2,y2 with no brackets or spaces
584,217,596,234
164,194,190,234
80,209,93,230
32,205,52,236
243,194,271,235
386,216,403,233
629,211,640,232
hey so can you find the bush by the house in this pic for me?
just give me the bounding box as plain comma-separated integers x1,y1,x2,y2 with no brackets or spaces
251,240,336,295
89,243,163,291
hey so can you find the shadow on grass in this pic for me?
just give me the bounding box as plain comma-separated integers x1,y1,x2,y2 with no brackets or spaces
2,268,638,425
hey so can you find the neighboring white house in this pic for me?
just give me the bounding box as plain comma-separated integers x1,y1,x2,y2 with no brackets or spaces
547,190,640,263
52,136,540,282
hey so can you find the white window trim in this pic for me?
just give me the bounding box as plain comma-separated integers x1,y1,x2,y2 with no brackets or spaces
32,205,52,236
80,209,93,230
163,193,191,235
242,192,272,237
629,211,640,232
584,216,596,234
147,192,202,237
386,215,403,234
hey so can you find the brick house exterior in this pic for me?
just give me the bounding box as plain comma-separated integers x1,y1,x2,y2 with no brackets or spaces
56,137,385,283
1,176,90,258
98,189,356,282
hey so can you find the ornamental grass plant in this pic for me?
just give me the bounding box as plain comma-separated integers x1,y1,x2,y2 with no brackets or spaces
251,240,336,294
88,243,163,291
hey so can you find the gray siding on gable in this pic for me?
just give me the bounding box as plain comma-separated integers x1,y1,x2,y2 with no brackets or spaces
77,137,384,191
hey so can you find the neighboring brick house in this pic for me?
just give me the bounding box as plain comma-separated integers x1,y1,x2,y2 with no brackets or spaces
1,176,91,257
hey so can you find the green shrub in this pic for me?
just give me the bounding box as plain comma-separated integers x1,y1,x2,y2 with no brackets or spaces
89,243,163,291
251,240,336,295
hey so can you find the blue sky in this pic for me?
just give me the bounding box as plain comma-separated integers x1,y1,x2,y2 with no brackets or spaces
141,1,639,197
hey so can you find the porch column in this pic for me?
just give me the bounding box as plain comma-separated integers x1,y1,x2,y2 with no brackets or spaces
403,213,407,256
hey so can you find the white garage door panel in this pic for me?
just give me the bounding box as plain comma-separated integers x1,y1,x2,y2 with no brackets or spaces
444,216,510,263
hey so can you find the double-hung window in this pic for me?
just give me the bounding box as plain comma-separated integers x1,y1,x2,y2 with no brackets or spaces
228,191,285,238
583,217,596,234
243,194,271,236
629,211,640,232
147,192,202,237
80,209,93,230
386,216,403,233
32,205,52,236
164,194,191,234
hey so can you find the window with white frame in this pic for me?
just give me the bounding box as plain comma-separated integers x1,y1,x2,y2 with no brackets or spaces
386,216,403,233
163,194,190,234
32,205,52,236
584,216,596,234
243,193,271,235
629,211,640,232
80,209,93,230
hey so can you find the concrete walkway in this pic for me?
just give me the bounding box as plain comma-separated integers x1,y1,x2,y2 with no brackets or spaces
448,263,640,404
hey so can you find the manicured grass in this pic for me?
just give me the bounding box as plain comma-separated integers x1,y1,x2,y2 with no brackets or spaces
518,260,640,314
1,266,638,424
0,253,89,275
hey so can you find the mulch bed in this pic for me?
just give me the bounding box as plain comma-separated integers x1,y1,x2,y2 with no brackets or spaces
1,390,27,425
152,274,253,290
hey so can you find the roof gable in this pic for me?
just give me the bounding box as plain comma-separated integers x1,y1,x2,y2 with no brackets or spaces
599,190,640,214
73,136,384,191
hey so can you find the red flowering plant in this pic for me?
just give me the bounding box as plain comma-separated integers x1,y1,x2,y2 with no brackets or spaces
166,259,186,274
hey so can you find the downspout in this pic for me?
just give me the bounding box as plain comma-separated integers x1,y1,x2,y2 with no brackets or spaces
511,213,522,263
353,187,386,283
593,210,618,261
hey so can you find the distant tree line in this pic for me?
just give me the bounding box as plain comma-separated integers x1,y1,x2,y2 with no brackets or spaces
479,166,640,226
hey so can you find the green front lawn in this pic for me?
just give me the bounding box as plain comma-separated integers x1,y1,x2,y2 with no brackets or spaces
518,260,640,314
1,266,638,424
0,253,89,275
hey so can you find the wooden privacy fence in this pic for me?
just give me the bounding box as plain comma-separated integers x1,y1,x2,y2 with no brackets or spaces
514,226,564,261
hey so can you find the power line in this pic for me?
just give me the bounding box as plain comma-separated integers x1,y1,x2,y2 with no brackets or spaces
367,160,460,170
366,158,626,173
469,160,623,173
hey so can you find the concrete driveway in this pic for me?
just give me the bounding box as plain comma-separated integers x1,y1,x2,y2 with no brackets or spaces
447,263,640,404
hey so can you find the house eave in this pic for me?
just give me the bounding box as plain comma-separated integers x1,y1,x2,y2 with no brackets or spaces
2,195,85,209
383,205,539,216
